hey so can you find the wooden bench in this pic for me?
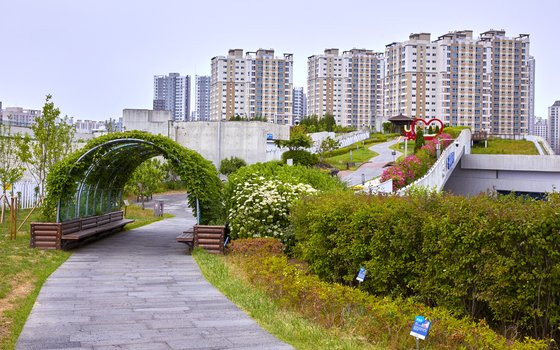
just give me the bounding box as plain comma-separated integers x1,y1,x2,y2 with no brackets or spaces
177,225,225,254
30,210,134,250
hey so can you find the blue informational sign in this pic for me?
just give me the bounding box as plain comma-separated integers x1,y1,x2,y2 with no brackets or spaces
410,316,432,340
266,133,274,140
356,267,367,282
447,151,455,170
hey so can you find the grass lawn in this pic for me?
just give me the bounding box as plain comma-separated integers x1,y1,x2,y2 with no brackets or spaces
390,139,415,162
471,139,539,155
193,249,382,350
324,147,379,171
125,204,174,230
0,204,172,349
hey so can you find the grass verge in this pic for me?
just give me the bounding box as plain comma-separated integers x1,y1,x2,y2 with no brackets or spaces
324,148,379,171
471,139,539,155
0,204,172,349
125,204,174,230
193,249,382,350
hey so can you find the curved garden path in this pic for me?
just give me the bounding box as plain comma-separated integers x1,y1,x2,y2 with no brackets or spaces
340,138,402,186
17,193,293,350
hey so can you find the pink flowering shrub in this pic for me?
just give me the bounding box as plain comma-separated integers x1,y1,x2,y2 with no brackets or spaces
382,134,454,191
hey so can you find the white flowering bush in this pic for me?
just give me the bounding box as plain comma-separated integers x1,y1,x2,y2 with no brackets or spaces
228,176,317,241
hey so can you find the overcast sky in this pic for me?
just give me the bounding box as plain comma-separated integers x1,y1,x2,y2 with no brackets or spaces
1,0,559,121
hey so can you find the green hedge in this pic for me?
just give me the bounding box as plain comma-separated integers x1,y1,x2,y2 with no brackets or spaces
228,238,547,349
281,150,319,166
326,134,394,158
291,191,560,342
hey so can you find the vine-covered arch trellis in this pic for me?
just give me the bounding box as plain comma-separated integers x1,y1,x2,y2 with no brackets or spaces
42,131,223,224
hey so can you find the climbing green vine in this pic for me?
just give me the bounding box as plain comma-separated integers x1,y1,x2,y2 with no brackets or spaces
42,131,223,224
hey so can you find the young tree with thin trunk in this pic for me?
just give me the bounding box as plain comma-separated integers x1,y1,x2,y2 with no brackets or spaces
0,123,24,223
16,94,75,198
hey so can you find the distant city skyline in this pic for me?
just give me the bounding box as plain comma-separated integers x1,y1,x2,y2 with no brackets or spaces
0,0,558,121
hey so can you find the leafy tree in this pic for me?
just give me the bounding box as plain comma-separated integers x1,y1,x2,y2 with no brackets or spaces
275,126,313,151
318,136,340,161
105,118,118,132
0,124,24,223
414,128,425,153
322,114,336,132
15,95,74,197
125,158,165,209
219,157,247,176
382,122,392,134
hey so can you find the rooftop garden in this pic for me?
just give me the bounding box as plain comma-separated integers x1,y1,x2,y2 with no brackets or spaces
471,139,539,155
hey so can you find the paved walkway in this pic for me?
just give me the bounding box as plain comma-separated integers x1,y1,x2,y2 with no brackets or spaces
340,138,403,186
17,193,293,350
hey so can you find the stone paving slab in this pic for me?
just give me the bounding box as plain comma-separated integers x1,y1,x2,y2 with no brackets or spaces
17,194,293,350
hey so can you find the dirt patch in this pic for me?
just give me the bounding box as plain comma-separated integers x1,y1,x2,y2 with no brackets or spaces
0,273,36,341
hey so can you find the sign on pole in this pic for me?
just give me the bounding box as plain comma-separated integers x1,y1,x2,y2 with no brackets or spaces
410,315,432,340
356,267,367,283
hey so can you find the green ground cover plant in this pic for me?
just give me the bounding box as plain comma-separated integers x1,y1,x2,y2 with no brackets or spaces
323,147,379,170
197,238,546,349
291,191,560,343
471,139,539,155
193,248,382,350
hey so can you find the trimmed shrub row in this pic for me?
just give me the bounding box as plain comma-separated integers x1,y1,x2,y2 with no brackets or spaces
291,191,560,342
228,238,547,349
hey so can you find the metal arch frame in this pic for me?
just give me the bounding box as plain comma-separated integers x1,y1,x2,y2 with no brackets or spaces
57,138,172,222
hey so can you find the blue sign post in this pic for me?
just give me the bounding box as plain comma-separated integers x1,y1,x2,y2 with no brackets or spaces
446,151,455,170
266,133,274,140
356,267,367,283
410,315,432,349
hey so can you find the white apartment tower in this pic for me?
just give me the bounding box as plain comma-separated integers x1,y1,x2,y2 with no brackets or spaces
385,33,438,120
292,87,307,123
210,49,294,124
480,30,530,134
528,56,536,134
195,75,211,121
434,30,492,131
153,73,191,121
383,30,530,134
533,117,548,142
307,48,384,128
549,101,560,154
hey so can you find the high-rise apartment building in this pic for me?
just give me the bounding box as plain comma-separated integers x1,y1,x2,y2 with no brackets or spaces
528,56,536,134
385,33,439,120
382,30,530,134
292,87,307,123
307,48,384,128
195,75,211,121
480,30,530,135
210,49,293,124
533,117,548,141
153,73,191,121
549,101,560,154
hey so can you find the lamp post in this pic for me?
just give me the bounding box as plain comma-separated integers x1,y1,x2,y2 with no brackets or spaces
361,173,365,186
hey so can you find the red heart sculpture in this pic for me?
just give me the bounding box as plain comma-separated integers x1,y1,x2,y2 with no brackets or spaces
404,118,444,141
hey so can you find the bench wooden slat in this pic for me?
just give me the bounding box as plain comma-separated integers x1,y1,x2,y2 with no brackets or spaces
62,219,134,240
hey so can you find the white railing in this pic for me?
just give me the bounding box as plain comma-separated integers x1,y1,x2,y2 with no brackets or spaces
397,129,472,194
525,135,555,155
335,130,370,148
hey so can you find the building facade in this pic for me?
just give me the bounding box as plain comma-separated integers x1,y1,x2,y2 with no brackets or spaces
533,117,548,141
210,49,294,124
549,101,560,154
528,56,536,134
74,119,105,134
153,73,191,121
480,30,530,135
307,48,384,128
382,30,530,134
194,75,211,121
0,106,42,127
292,87,307,123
